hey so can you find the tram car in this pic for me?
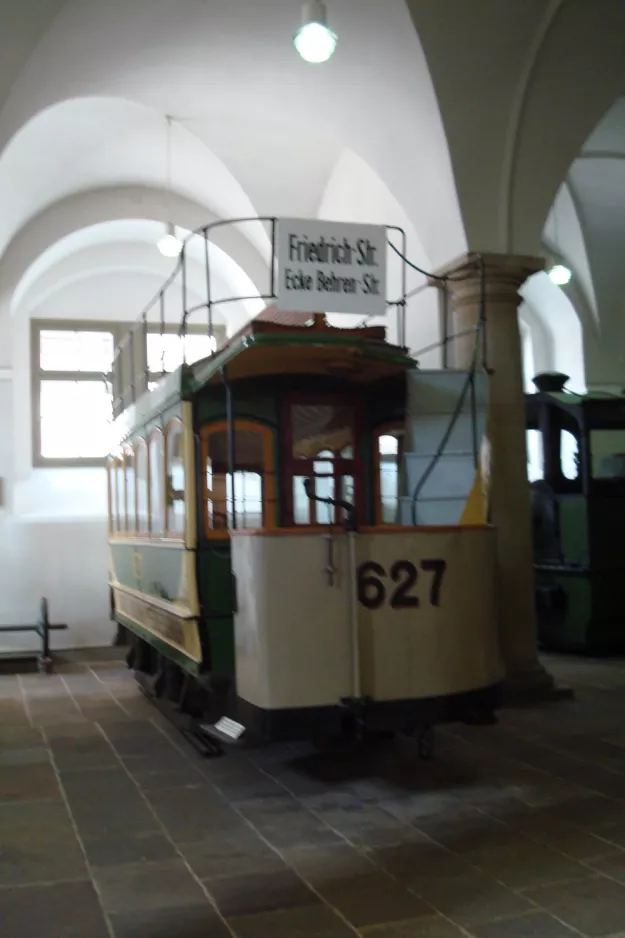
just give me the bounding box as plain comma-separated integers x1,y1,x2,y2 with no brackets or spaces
527,371,625,654
107,306,504,753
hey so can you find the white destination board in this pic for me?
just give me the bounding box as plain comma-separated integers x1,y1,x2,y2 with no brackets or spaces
276,218,387,316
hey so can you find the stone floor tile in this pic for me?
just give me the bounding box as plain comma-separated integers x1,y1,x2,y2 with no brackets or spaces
145,786,246,842
0,762,61,802
0,746,50,766
180,830,286,879
94,857,208,913
0,724,42,747
49,734,118,771
109,904,231,938
0,699,29,724
507,810,621,860
315,871,432,927
359,917,468,938
546,795,625,829
415,869,533,928
81,831,177,868
284,843,378,884
462,833,588,890
525,874,625,937
0,880,109,938
469,910,580,938
206,868,320,917
368,841,471,886
229,904,355,938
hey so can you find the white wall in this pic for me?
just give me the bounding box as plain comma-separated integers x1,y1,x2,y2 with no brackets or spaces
318,148,442,366
0,265,219,652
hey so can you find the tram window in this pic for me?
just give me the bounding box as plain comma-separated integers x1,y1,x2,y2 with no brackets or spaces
373,428,403,524
560,430,579,481
115,459,125,532
526,429,544,482
136,440,149,533
287,404,357,526
149,431,165,535
166,422,185,535
203,424,270,533
124,447,136,533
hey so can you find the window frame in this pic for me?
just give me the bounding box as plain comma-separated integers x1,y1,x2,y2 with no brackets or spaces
280,392,365,527
165,418,186,539
200,419,276,538
372,422,405,526
31,319,225,469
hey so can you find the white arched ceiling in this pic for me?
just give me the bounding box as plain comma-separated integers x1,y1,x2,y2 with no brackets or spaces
318,147,441,362
519,271,586,393
0,187,271,305
0,0,465,272
543,183,597,326
406,0,625,255
11,220,264,328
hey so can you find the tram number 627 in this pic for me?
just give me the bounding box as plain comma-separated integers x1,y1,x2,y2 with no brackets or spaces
356,559,447,610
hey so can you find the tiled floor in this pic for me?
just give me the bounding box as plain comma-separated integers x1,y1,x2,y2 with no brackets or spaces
3,655,625,937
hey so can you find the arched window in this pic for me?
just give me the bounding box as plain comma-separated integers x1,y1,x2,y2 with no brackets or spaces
166,420,185,536
149,430,165,535
135,439,149,534
201,421,275,535
123,446,136,533
373,425,404,525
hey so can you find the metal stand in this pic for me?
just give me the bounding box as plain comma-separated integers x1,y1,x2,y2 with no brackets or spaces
0,598,67,674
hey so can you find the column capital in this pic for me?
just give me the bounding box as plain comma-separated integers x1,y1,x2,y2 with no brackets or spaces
429,251,545,298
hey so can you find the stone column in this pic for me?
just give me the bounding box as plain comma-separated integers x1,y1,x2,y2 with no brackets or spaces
431,252,568,701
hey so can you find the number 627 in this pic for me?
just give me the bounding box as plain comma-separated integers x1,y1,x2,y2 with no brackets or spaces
356,559,447,610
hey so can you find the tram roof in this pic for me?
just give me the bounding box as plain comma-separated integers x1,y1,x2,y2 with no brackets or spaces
184,307,415,394
114,306,415,439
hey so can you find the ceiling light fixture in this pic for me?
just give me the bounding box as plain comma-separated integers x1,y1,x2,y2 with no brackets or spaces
158,222,182,258
294,1,337,63
548,264,572,286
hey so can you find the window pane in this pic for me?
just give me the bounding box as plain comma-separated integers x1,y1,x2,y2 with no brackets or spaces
293,476,311,524
166,424,185,534
124,450,136,532
590,430,625,479
136,442,149,533
560,430,579,481
40,330,114,373
313,459,334,524
147,333,216,373
40,381,113,458
149,433,165,534
205,426,266,531
291,404,354,458
115,461,125,532
378,433,401,523
526,430,544,482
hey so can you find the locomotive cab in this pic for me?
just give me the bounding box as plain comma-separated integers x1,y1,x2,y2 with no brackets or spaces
527,372,625,653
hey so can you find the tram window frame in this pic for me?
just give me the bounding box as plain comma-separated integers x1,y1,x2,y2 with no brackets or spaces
372,423,405,525
281,393,364,527
165,418,186,537
201,420,276,538
31,319,224,469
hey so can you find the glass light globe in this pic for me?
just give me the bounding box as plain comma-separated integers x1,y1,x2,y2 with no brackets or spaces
157,229,182,258
294,21,337,63
548,264,572,286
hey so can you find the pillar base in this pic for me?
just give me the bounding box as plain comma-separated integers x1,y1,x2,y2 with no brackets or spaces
502,663,574,706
